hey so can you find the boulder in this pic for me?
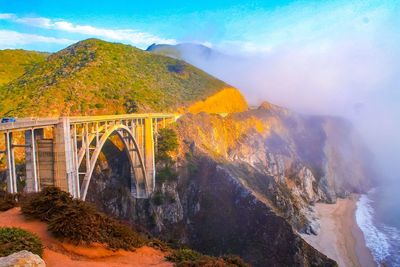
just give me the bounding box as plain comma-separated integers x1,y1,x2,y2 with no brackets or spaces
0,250,45,267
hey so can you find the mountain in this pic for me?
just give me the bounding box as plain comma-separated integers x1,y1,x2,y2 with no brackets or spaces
0,39,246,117
0,49,48,86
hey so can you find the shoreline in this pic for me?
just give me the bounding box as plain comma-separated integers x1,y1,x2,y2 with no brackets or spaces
301,195,376,267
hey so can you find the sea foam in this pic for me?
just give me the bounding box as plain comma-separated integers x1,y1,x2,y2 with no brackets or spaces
356,191,400,266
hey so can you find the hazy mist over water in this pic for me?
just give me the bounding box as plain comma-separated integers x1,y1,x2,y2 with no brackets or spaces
173,1,400,264
176,0,400,185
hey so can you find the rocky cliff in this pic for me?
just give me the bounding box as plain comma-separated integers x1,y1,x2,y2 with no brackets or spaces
84,101,373,266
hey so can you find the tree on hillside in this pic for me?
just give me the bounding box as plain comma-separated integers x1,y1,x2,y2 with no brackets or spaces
124,99,139,113
155,128,178,183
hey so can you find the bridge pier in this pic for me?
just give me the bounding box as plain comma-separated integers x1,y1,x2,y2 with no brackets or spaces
53,118,78,197
144,117,155,195
25,129,39,192
132,120,146,198
5,132,17,194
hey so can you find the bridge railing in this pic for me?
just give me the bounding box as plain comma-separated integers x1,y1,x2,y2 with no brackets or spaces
0,113,180,132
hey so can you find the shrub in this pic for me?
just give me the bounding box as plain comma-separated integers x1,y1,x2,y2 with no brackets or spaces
221,255,250,267
48,199,103,245
156,128,178,163
166,248,203,263
21,186,146,250
152,192,164,206
20,187,73,222
148,238,171,252
156,166,178,183
156,128,179,185
102,220,145,250
0,227,43,257
166,248,250,267
94,103,105,108
124,99,139,113
0,191,17,211
152,191,176,206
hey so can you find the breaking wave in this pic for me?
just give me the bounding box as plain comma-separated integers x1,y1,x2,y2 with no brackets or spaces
356,190,400,266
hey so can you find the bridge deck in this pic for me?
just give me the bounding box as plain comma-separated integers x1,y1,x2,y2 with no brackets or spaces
0,113,179,132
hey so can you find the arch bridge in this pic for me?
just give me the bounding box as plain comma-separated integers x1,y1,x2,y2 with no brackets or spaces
0,114,178,200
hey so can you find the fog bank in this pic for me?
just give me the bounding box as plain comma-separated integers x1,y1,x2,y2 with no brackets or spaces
175,0,400,182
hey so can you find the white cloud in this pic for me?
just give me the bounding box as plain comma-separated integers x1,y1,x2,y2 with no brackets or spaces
0,13,177,47
0,13,15,19
15,17,52,28
0,30,75,49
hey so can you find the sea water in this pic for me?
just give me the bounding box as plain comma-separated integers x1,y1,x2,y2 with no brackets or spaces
356,184,400,266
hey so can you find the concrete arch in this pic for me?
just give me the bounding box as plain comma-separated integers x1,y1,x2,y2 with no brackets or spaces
77,125,106,166
79,124,147,200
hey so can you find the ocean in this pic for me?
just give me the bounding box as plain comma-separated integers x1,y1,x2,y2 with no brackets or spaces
356,184,400,267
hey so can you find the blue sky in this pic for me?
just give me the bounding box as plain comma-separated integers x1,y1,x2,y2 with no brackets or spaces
0,0,296,51
1,0,398,52
0,1,400,176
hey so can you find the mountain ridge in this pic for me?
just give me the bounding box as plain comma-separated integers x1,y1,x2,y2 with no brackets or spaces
0,39,246,117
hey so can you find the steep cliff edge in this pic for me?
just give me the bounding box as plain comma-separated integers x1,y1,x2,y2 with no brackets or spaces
83,101,374,266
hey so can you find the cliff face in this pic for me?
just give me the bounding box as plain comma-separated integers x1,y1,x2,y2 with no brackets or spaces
186,87,248,114
174,105,374,233
85,102,373,266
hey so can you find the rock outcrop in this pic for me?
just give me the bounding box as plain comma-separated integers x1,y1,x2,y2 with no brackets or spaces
186,87,248,114
0,250,45,267
84,102,375,266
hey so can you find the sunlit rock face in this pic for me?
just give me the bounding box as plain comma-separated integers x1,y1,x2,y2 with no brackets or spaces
86,102,373,267
177,103,374,230
186,87,248,114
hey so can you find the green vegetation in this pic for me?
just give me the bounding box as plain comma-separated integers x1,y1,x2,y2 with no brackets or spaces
166,248,249,267
166,248,203,262
0,49,48,86
21,186,73,222
156,167,178,183
153,128,179,204
0,191,17,211
21,187,146,250
0,227,43,257
0,39,228,117
156,128,178,183
152,191,176,206
156,128,179,163
15,186,247,263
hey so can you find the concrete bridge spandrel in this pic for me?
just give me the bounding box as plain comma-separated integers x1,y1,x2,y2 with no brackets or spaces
0,113,178,200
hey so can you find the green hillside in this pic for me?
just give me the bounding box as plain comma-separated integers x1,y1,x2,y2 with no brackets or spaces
0,49,48,86
0,39,229,117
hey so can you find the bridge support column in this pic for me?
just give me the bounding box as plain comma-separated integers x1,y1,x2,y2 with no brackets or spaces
25,129,39,192
144,117,155,195
132,121,146,198
53,118,77,197
5,132,17,194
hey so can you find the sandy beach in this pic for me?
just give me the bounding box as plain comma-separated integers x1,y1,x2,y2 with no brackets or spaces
302,196,376,267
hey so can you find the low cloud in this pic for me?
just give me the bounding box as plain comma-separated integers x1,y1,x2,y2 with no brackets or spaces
0,30,75,49
0,13,177,48
174,0,400,181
